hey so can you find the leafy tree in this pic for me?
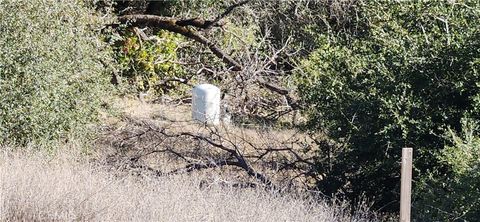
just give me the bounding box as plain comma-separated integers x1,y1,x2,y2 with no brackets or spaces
296,0,480,214
0,0,114,146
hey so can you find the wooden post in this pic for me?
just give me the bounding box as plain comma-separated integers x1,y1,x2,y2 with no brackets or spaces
400,148,413,222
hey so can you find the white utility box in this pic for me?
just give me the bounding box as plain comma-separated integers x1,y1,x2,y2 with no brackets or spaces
192,84,221,125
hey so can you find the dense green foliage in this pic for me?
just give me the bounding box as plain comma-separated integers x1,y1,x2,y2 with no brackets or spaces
0,0,113,146
296,0,480,217
415,118,480,221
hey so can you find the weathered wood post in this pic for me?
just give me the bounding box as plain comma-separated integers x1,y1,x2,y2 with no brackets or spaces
400,147,413,222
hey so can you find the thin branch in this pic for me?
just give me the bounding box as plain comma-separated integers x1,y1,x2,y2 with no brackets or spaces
167,160,238,174
156,76,193,87
258,80,289,95
154,128,276,189
175,17,224,29
205,0,250,29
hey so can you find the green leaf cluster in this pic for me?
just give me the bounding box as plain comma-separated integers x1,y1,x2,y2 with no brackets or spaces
296,0,480,216
415,118,480,221
0,0,114,146
114,29,187,95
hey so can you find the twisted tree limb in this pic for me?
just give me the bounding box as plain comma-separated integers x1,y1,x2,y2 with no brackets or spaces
158,129,276,189
106,117,319,191
116,0,302,109
118,14,242,71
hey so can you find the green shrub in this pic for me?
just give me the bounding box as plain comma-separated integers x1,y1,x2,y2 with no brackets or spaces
296,0,480,213
114,29,187,95
0,0,114,146
415,118,480,221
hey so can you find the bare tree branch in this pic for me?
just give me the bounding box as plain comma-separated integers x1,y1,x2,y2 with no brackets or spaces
206,0,250,29
101,116,322,192
150,127,276,189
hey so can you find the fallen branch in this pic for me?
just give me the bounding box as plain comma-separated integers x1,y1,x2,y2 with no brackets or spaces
103,118,319,192
154,128,276,189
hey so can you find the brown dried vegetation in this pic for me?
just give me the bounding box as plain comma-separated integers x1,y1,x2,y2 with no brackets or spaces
0,99,378,221
98,98,318,190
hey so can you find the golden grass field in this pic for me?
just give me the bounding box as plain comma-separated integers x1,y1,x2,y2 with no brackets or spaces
0,98,379,221
0,148,376,221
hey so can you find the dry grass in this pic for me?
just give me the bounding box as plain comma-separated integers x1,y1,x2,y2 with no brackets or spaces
0,98,380,221
0,147,376,222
